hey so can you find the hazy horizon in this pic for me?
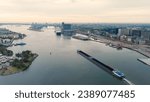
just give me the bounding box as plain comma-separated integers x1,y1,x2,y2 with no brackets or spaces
0,0,150,23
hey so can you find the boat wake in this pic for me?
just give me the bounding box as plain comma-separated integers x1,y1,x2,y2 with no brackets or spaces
123,78,134,85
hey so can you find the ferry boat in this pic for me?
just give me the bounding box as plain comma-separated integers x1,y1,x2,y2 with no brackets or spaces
56,31,61,36
55,27,62,36
14,42,26,46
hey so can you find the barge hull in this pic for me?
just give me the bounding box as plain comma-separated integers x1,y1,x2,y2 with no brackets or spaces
77,50,114,72
77,50,125,79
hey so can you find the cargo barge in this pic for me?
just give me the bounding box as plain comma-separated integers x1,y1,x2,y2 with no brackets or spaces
77,50,125,79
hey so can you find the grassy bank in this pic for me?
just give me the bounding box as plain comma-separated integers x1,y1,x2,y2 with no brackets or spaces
0,51,38,76
0,67,22,76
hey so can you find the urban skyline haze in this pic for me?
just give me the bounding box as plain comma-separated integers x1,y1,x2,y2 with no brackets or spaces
0,0,150,23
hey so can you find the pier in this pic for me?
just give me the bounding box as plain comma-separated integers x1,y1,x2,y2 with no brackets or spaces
137,58,150,66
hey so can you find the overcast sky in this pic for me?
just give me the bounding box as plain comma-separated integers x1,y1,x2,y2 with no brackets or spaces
0,0,150,23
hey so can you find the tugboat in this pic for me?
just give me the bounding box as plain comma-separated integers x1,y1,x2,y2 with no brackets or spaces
112,70,125,79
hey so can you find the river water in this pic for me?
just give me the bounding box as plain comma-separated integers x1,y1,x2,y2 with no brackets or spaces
0,25,150,85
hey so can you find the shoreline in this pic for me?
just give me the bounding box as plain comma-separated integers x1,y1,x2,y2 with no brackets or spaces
0,54,38,76
88,35,150,58
91,40,150,58
123,47,150,58
28,28,43,32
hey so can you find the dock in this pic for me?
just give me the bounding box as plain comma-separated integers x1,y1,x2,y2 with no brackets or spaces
137,58,150,66
72,35,89,41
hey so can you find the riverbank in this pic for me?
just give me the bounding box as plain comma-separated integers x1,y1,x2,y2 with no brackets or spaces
0,52,38,76
28,28,43,32
0,66,21,76
89,35,150,58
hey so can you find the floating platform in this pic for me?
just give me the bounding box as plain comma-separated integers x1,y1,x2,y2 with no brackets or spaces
72,35,89,41
77,50,125,79
137,58,150,66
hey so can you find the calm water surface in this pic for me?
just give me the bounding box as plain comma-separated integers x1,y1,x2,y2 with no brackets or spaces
0,25,150,85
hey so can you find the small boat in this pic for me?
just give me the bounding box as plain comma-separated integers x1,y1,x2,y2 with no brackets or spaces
14,42,26,46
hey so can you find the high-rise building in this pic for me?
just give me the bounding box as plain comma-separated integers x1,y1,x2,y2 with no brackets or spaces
131,29,141,37
61,22,74,35
62,22,72,31
141,31,150,41
117,28,130,36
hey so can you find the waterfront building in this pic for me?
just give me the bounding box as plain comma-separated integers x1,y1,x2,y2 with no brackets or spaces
117,28,130,36
132,37,145,44
131,29,141,38
127,36,132,42
0,55,15,65
30,23,43,30
119,35,127,41
141,30,150,44
62,22,71,31
0,38,13,46
0,28,11,35
0,62,10,69
141,31,150,41
61,22,74,36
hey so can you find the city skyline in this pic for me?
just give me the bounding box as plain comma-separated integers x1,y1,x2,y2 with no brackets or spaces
0,0,150,23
